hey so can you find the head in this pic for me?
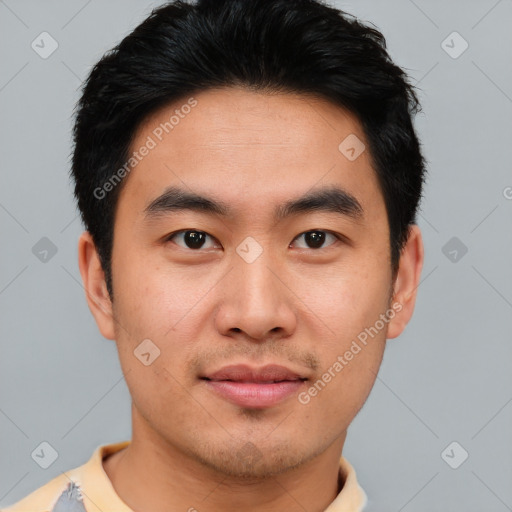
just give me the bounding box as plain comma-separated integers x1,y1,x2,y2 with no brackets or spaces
75,0,425,478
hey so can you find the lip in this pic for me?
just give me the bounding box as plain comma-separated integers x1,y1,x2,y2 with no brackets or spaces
202,363,306,382
200,364,308,409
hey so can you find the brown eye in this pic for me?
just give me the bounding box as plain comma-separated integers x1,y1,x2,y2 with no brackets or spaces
291,230,339,249
166,230,218,250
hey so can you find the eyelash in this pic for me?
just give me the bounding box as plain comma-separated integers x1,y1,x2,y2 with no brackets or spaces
163,229,344,251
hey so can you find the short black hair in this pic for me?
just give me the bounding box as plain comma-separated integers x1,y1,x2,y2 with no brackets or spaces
71,0,426,299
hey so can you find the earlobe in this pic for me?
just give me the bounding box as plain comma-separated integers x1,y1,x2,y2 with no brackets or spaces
386,224,424,339
77,231,116,340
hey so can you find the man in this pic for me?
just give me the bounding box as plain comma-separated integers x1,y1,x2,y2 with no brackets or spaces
5,0,425,510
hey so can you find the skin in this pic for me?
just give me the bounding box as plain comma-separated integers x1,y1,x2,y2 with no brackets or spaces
78,87,423,512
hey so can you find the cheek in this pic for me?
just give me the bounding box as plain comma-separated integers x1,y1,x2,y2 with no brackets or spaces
111,256,218,387
122,352,200,434
292,257,390,342
296,288,387,431
291,255,390,411
113,253,211,337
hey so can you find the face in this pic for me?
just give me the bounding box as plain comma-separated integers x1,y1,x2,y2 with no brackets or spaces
80,87,422,479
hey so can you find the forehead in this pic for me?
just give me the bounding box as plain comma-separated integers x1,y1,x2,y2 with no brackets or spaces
117,87,383,223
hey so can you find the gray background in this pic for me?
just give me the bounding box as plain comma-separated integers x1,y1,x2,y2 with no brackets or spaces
1,0,511,510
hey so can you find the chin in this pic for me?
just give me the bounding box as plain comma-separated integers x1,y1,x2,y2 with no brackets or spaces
190,437,313,480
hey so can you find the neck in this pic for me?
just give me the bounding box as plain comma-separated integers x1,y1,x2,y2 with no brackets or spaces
103,410,347,512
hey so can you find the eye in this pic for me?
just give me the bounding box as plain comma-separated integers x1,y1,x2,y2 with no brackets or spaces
165,230,219,250
164,229,342,251
291,230,341,250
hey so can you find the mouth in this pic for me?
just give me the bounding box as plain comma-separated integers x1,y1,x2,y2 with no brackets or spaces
200,364,308,408
201,378,306,383
201,363,308,382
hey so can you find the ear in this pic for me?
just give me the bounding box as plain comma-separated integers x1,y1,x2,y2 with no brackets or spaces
77,231,116,340
386,224,424,339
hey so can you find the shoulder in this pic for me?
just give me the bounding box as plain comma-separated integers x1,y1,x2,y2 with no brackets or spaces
2,475,83,512
2,441,130,512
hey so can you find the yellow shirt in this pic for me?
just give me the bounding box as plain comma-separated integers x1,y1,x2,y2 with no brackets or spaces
3,441,367,512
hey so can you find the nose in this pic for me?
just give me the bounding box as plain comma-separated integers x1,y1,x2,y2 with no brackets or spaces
214,249,297,341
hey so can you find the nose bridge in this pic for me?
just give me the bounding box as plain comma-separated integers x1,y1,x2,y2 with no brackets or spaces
215,240,296,340
234,241,282,310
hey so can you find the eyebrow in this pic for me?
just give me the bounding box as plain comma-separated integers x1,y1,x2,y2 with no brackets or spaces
143,185,364,222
